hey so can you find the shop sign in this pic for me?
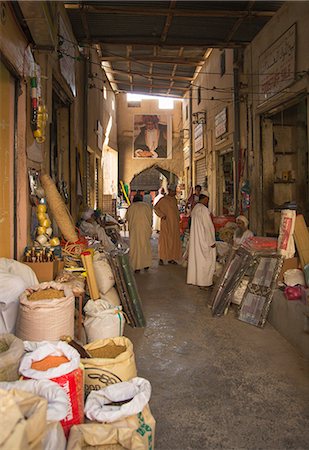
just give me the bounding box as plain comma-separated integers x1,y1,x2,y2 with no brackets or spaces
215,108,227,138
194,123,204,154
259,24,296,103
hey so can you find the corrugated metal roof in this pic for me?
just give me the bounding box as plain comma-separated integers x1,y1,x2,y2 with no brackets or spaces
65,0,285,97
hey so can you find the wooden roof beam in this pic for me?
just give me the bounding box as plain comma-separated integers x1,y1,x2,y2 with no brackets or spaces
112,79,188,91
160,0,176,44
85,38,249,48
101,55,203,66
64,4,276,18
103,67,193,82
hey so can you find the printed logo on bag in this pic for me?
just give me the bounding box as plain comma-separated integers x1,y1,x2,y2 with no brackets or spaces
84,367,122,397
137,412,153,450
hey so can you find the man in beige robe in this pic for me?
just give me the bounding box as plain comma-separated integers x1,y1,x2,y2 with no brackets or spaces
154,184,182,265
126,194,152,273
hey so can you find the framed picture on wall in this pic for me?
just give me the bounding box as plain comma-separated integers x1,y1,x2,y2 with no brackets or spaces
133,114,172,159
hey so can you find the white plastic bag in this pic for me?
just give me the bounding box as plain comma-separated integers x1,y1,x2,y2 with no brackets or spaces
93,254,115,294
84,299,124,342
0,379,68,421
283,269,306,286
19,341,80,380
85,377,151,423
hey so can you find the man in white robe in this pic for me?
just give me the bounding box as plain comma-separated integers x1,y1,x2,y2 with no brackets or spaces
153,188,165,232
126,194,152,273
233,215,254,247
187,191,216,288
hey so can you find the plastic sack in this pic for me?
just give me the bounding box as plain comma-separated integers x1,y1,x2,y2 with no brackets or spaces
283,269,306,286
19,341,84,437
43,422,66,450
0,271,26,334
0,258,38,287
277,209,296,259
16,282,74,341
0,379,68,421
0,388,47,450
0,333,25,381
93,254,115,294
102,287,121,306
84,299,125,343
85,377,151,423
67,404,155,450
82,337,137,398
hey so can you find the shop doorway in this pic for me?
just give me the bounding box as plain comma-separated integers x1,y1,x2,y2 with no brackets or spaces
217,150,235,215
0,60,16,258
261,99,308,235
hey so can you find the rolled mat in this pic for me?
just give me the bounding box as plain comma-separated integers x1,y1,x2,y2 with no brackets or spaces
41,174,78,243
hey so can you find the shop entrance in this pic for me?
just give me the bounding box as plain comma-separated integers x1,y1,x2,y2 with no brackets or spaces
0,60,16,258
217,150,234,215
261,99,308,235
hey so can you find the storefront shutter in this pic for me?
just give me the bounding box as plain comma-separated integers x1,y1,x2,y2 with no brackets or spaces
195,158,207,187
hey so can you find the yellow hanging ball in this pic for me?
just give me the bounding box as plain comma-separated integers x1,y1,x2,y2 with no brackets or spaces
37,204,47,214
37,226,46,235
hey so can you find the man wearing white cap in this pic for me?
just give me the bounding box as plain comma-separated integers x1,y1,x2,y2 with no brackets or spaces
233,215,253,247
154,184,182,265
187,190,216,288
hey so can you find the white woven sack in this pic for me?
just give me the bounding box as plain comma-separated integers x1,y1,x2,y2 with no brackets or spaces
85,377,151,423
19,341,80,381
0,271,26,334
93,254,115,294
43,422,66,450
0,258,38,287
0,379,69,421
101,287,121,306
16,282,74,341
84,299,124,343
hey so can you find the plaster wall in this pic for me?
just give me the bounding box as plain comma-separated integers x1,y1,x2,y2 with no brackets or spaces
117,94,183,186
191,49,234,214
243,1,309,234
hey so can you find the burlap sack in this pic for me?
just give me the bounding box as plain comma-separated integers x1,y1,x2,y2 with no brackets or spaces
0,333,25,381
16,282,74,341
67,405,155,450
82,337,137,398
0,388,47,450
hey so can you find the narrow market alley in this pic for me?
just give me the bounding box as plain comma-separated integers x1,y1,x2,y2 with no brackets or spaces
125,236,309,450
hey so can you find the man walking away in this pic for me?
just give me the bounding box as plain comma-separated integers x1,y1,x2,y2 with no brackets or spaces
154,184,182,265
187,191,216,288
126,194,152,273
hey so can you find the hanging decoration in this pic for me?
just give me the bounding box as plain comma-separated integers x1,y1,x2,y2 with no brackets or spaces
30,63,48,144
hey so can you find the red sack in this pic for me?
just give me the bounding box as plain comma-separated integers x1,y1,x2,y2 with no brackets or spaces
50,367,84,437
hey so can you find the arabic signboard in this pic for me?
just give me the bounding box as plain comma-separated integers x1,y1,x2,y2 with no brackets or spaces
194,123,204,154
215,108,227,139
259,24,296,103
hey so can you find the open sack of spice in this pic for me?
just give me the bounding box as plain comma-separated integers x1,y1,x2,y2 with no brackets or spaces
19,341,84,438
81,337,137,398
84,299,125,343
16,282,75,341
67,378,155,450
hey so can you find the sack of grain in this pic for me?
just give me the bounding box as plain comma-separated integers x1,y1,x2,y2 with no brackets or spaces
69,378,155,450
81,337,137,398
0,334,25,381
19,341,84,438
84,299,125,343
16,282,74,341
0,388,47,450
101,287,121,306
93,253,115,295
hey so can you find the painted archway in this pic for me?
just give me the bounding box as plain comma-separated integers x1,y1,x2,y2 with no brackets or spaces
130,164,178,193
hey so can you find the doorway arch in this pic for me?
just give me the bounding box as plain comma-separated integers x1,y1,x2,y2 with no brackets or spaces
130,165,178,194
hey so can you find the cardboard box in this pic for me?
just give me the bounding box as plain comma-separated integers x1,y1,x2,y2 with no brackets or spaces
278,257,300,283
23,260,63,283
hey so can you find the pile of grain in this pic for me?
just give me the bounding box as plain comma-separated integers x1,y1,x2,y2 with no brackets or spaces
31,355,70,371
28,289,65,301
88,344,126,359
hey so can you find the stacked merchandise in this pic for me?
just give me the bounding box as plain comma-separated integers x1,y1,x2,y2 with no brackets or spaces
211,237,283,327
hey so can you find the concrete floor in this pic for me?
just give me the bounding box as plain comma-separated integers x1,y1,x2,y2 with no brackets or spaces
125,235,309,450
